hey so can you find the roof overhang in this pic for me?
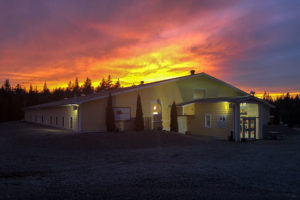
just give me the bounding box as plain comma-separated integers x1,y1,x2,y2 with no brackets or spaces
24,72,251,110
176,96,275,108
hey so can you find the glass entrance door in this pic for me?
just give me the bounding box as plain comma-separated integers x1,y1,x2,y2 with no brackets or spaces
240,117,256,139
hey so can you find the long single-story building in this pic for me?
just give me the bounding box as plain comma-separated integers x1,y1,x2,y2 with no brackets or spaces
24,71,274,141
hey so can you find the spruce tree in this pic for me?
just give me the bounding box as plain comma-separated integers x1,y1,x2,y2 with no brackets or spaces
43,81,50,95
114,78,120,89
82,77,93,95
135,93,144,131
4,79,11,93
99,78,107,91
73,77,80,96
106,75,112,89
170,101,178,132
105,93,115,132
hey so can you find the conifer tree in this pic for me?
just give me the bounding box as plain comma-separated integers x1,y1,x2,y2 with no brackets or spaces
4,79,11,93
170,101,178,132
97,78,106,92
105,93,115,132
82,77,93,95
73,77,80,96
135,93,144,131
66,81,72,97
114,78,120,89
29,84,33,94
106,75,112,89
43,81,50,95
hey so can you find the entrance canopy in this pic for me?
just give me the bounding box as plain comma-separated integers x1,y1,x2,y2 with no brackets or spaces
176,95,275,108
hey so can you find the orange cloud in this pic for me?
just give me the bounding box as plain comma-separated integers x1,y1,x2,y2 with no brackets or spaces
0,0,299,96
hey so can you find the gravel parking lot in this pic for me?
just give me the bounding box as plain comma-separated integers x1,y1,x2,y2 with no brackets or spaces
0,121,299,200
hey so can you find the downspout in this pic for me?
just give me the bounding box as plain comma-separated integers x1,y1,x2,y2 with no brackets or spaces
259,103,263,139
78,104,82,133
234,102,240,142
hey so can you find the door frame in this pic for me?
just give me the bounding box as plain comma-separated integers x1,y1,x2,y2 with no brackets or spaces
242,117,256,140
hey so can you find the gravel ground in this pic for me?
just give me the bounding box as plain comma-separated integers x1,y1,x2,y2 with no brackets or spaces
0,121,299,200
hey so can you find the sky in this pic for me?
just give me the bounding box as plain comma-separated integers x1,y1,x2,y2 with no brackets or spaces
0,0,299,96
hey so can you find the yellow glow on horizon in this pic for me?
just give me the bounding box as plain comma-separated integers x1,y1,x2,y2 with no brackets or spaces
255,92,300,100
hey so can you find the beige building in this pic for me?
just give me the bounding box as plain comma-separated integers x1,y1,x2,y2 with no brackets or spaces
24,72,274,141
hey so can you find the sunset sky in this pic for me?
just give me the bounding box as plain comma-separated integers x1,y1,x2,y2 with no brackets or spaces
0,0,299,97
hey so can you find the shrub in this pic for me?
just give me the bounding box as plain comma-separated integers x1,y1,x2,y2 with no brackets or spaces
170,101,178,132
135,93,144,131
105,93,115,132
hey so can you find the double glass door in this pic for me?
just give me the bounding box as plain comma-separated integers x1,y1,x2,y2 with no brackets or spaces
240,117,256,139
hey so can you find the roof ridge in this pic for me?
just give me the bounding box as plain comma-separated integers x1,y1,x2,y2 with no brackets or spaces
24,72,249,110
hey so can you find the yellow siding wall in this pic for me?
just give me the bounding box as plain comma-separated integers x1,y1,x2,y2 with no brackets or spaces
182,104,195,115
24,106,78,131
187,102,234,138
81,98,107,132
80,75,245,132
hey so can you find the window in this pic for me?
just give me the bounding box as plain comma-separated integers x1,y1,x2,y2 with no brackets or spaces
240,103,247,115
205,114,212,128
41,115,44,123
193,89,206,99
151,102,161,115
70,117,72,129
50,116,52,125
62,117,64,127
55,117,58,126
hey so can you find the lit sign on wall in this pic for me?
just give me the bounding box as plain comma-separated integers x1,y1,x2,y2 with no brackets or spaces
113,107,131,121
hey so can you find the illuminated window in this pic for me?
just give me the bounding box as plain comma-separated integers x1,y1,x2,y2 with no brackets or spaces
240,103,247,115
151,103,161,115
193,89,206,99
205,114,212,128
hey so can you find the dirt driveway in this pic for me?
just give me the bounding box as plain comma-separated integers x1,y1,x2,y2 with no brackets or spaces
0,121,299,200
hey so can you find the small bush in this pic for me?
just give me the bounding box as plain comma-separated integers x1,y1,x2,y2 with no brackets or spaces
135,94,144,131
170,101,178,132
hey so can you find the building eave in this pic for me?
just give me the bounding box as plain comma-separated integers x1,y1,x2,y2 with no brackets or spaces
24,72,251,110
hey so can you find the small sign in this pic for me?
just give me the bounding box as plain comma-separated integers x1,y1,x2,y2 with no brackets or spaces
113,107,131,121
217,115,227,128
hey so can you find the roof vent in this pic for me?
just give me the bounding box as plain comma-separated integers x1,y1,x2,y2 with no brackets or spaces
190,70,195,75
140,81,144,85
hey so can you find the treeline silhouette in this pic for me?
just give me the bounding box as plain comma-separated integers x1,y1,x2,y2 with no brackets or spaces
263,92,300,127
0,76,120,122
1,78,300,128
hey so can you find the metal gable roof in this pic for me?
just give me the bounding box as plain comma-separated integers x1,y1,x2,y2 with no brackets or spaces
24,72,250,110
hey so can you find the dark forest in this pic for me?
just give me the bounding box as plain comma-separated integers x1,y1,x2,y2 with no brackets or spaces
0,76,120,122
